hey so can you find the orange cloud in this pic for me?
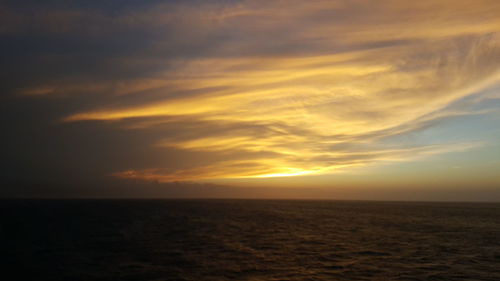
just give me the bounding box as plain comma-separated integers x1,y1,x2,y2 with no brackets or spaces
47,1,500,181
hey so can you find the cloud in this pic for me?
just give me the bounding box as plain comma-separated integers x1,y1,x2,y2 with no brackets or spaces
2,0,500,185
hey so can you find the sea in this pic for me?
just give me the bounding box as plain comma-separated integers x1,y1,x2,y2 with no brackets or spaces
1,199,500,280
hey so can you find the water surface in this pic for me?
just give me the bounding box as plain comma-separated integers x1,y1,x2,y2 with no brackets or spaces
2,200,500,280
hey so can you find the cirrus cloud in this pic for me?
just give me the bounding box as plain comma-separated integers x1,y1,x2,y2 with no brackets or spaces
3,0,500,184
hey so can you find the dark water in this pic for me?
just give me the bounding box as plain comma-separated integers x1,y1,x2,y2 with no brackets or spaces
2,200,500,281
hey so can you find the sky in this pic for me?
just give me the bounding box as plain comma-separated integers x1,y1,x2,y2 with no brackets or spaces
1,0,500,200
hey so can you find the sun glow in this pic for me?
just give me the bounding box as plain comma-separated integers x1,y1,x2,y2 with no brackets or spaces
249,170,315,178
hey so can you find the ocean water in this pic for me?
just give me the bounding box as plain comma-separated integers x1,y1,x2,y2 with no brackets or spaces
1,200,500,281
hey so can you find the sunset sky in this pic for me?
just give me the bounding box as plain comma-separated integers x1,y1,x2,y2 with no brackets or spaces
1,0,500,200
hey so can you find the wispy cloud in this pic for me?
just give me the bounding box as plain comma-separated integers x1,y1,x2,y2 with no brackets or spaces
4,0,500,183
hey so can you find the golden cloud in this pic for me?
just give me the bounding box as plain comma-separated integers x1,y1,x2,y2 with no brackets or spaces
53,0,500,182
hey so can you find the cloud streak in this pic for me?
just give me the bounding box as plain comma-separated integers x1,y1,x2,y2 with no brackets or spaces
3,0,500,184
